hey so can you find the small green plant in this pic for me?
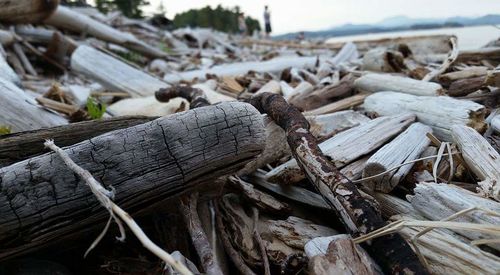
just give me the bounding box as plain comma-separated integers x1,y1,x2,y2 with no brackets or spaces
0,125,11,135
86,97,106,119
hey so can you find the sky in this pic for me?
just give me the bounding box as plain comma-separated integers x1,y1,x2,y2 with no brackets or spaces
141,0,500,35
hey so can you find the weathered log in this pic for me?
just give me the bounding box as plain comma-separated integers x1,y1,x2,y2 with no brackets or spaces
408,182,500,251
254,80,281,96
164,56,319,83
451,125,500,201
0,0,59,24
307,235,379,275
0,77,67,133
448,71,499,97
249,93,427,274
291,74,356,111
287,82,314,105
239,111,370,176
45,6,166,58
0,116,156,167
266,114,415,184
363,91,486,141
374,193,500,275
354,73,444,96
362,48,406,73
362,123,432,192
0,102,265,259
71,45,168,97
456,47,500,63
438,66,488,85
304,94,368,116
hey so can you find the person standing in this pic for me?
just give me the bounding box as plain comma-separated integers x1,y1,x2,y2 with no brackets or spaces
238,13,247,36
264,6,272,38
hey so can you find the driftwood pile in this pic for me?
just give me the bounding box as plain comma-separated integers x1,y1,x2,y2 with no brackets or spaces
0,1,499,274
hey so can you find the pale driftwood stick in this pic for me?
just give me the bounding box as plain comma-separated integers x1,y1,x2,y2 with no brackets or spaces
164,56,319,84
45,140,193,275
362,48,406,73
363,91,486,141
71,45,168,97
307,235,378,275
12,43,37,76
254,80,281,96
374,193,500,275
304,94,368,116
0,30,14,46
0,77,67,133
362,123,432,192
45,6,167,58
252,208,271,275
249,93,427,274
0,0,59,24
180,193,223,275
452,125,500,201
0,102,265,260
438,66,488,85
229,176,290,213
5,50,26,76
14,25,55,44
422,37,458,82
354,73,445,96
0,45,21,85
266,114,415,184
0,116,155,168
287,81,314,105
456,47,500,63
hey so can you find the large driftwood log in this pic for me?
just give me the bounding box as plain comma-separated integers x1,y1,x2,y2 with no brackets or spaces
362,123,432,192
451,125,500,201
456,47,500,63
45,6,166,58
363,91,486,141
0,77,67,133
0,0,59,24
0,102,265,259
438,66,488,85
71,45,168,97
447,70,499,97
266,114,415,184
354,74,444,96
249,93,427,274
374,193,500,275
0,116,156,167
408,182,500,251
164,56,319,83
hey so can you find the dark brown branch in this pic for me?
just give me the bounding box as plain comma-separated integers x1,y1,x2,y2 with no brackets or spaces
180,193,223,275
248,92,427,275
156,85,210,108
251,207,270,275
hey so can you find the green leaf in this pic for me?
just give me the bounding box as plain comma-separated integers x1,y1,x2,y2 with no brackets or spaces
86,97,106,119
0,125,11,135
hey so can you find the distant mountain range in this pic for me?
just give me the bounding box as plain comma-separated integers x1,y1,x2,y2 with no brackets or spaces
275,14,500,40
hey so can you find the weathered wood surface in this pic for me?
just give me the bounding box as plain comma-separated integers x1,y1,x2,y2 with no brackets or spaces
492,114,500,133
452,125,500,201
456,47,500,63
363,91,486,141
0,77,67,133
374,193,500,275
45,6,166,58
0,116,156,167
362,123,432,192
304,94,368,116
362,48,405,73
71,45,168,97
354,73,444,96
408,182,500,251
447,71,499,97
307,235,379,275
164,56,319,83
266,114,415,184
0,0,59,24
0,102,265,259
0,47,21,85
0,30,14,46
438,66,488,85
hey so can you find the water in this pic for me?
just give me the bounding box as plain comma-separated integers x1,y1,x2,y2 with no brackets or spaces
326,25,500,50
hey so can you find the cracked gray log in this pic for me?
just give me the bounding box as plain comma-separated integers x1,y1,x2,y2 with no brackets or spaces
0,102,265,260
354,74,444,96
0,77,67,133
451,125,500,201
362,123,432,192
0,116,156,167
71,45,168,97
0,0,59,24
363,91,487,141
45,6,167,58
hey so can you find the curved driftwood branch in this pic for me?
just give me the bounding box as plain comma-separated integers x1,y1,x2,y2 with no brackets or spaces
156,85,210,109
248,92,427,274
0,102,265,260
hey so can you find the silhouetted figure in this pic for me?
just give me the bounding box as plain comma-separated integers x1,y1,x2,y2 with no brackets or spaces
264,6,272,38
238,13,247,36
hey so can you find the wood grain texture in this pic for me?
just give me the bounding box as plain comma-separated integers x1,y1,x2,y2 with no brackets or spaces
0,102,265,259
0,0,59,24
354,73,444,96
